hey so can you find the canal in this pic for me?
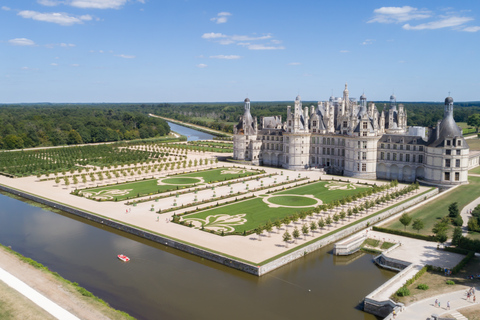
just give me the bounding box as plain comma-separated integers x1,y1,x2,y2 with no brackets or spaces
0,122,394,319
167,121,215,141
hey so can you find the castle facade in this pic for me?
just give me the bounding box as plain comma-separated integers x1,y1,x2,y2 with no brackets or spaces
233,84,471,187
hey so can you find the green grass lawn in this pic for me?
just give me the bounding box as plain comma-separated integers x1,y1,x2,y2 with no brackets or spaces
385,176,480,236
182,181,371,233
466,137,480,151
268,195,318,206
469,166,480,175
79,168,262,201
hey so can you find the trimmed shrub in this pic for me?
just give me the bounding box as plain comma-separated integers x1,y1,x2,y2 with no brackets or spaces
417,284,429,290
396,286,410,297
372,226,436,242
446,280,455,285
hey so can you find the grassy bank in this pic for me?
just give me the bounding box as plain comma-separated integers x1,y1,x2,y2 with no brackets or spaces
385,176,480,236
0,243,135,320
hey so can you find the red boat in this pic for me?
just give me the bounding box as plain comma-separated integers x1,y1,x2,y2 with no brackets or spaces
117,254,130,262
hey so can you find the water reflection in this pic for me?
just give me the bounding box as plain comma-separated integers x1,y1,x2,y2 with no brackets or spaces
0,192,393,320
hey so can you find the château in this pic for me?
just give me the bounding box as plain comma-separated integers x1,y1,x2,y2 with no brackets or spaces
233,84,478,187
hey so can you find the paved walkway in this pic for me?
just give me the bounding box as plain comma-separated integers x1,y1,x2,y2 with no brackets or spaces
396,286,479,320
366,231,464,302
0,266,80,320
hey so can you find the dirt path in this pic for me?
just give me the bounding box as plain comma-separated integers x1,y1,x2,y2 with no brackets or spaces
0,246,130,320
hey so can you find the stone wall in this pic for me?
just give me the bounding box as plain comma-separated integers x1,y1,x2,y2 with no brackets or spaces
333,234,366,255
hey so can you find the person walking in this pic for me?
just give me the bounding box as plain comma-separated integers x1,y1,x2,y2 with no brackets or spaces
435,299,438,307
447,301,450,310
474,295,476,303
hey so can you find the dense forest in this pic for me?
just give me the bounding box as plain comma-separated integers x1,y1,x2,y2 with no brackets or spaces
0,104,170,150
151,100,480,134
1,99,479,150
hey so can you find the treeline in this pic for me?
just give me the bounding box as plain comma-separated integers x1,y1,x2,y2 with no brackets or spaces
150,101,480,133
0,104,170,150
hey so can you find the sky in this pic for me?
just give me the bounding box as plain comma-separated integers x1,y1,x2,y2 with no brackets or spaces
1,0,480,103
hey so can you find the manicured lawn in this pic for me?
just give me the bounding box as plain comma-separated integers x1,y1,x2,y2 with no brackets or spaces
79,168,262,201
385,176,480,236
469,164,480,174
268,195,317,206
466,137,480,151
276,180,371,203
182,180,372,233
162,177,202,184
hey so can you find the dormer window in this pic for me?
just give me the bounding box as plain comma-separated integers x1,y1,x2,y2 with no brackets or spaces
446,140,451,146
458,140,462,146
313,120,317,127
363,122,368,129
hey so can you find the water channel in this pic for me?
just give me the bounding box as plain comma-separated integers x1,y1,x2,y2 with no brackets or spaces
167,121,215,141
0,122,395,320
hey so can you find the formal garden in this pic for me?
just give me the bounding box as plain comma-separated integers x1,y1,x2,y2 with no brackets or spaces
177,180,420,236
74,167,263,201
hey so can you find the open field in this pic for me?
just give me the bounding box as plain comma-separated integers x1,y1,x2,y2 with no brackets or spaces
78,167,262,201
182,180,372,233
385,176,480,236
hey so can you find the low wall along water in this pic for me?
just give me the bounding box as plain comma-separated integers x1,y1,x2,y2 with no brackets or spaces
0,183,438,276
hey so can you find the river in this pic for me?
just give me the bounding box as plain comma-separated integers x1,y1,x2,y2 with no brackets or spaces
0,122,394,320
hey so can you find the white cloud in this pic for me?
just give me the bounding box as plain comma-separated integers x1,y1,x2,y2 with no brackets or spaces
116,54,135,59
210,12,231,24
71,64,79,67
37,0,61,6
247,44,285,50
1,6,11,11
403,16,473,30
462,26,480,32
340,50,349,53
38,0,139,9
210,55,241,59
196,64,208,68
51,63,58,66
202,32,284,50
362,39,375,45
368,6,431,24
201,32,226,39
8,38,36,46
60,43,76,47
288,62,301,65
18,10,92,26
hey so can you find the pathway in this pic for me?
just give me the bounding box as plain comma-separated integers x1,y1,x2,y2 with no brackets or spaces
0,266,80,320
396,286,479,320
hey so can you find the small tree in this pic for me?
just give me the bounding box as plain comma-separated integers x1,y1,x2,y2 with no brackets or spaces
310,221,317,234
302,224,309,240
399,213,412,231
339,210,346,223
436,230,448,245
292,227,300,243
265,220,273,237
412,218,424,233
448,202,459,218
452,226,463,246
317,218,325,231
333,213,340,225
283,231,292,247
255,227,262,241
325,215,332,229
274,220,282,233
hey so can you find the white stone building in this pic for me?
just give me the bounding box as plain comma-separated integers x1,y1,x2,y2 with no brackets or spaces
233,84,474,186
